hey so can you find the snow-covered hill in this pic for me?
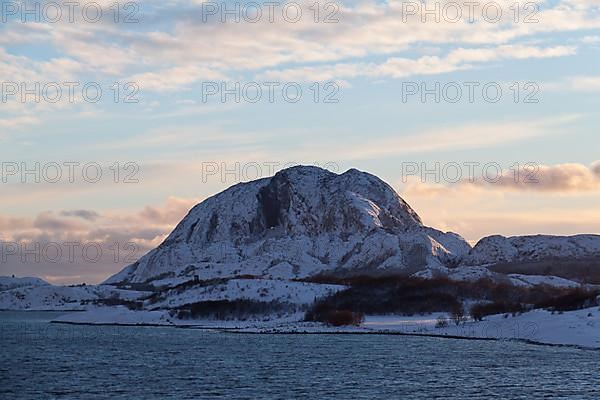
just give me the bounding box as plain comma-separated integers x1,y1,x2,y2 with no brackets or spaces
0,276,49,292
105,166,471,286
465,234,600,265
0,283,148,311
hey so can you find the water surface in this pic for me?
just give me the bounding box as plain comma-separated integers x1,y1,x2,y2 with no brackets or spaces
1,311,598,399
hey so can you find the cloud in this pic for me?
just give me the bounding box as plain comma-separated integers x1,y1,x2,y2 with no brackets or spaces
0,116,40,130
592,160,600,175
259,45,576,82
135,196,198,226
0,23,52,45
289,114,579,161
469,161,600,192
0,197,199,284
567,76,600,92
398,161,600,198
541,75,600,92
126,66,228,92
33,211,88,232
397,171,600,242
2,0,592,93
0,215,30,233
0,47,83,84
60,209,101,221
581,35,600,44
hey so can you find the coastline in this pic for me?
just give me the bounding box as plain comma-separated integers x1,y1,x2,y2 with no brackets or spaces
40,306,600,350
47,318,600,351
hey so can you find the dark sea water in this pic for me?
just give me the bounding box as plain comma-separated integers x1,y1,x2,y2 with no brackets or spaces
1,311,599,399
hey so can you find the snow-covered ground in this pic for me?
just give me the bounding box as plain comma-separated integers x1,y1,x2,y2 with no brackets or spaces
359,308,600,348
234,308,600,349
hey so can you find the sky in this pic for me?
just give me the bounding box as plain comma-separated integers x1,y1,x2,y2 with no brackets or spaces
0,0,599,284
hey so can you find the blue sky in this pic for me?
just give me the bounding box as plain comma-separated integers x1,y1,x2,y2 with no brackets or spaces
1,0,599,283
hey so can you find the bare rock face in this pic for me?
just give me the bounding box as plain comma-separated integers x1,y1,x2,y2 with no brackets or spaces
105,166,471,285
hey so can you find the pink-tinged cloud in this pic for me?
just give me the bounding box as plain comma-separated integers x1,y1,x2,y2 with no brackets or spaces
469,162,600,192
0,197,199,284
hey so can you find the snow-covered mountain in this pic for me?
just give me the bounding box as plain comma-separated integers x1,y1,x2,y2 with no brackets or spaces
464,234,600,265
105,166,470,285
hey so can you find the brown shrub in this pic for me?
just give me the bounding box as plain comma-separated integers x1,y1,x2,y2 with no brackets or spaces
534,288,598,311
326,310,365,327
470,302,525,321
489,257,600,284
304,274,600,323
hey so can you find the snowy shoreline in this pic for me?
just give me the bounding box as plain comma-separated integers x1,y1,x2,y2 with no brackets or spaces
48,318,600,351
44,306,600,350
